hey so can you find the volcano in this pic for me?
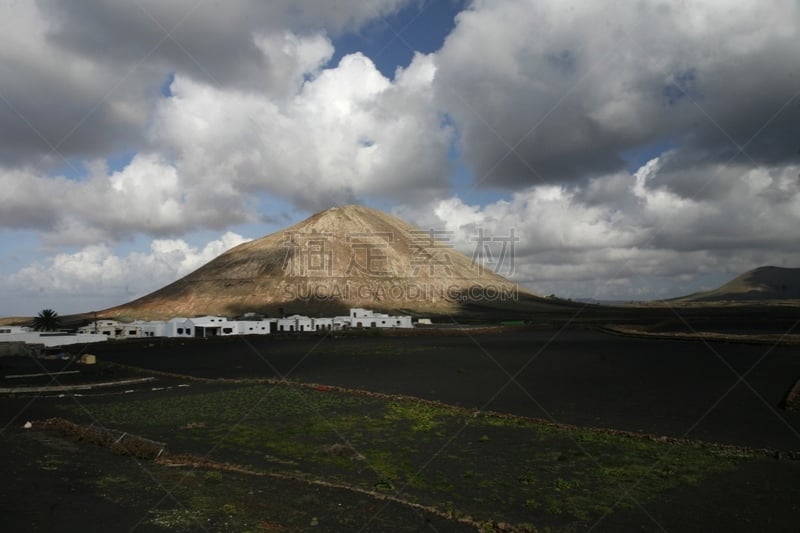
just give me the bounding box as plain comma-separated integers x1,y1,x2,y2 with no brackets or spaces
671,266,800,303
103,205,567,320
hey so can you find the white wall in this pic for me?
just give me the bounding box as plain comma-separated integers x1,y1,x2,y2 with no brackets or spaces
0,326,28,335
227,320,273,335
130,321,167,337
0,332,108,347
312,318,333,331
163,318,193,337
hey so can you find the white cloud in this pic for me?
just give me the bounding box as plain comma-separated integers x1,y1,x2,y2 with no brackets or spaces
397,157,800,300
253,31,335,99
5,232,250,312
0,43,450,244
148,48,450,213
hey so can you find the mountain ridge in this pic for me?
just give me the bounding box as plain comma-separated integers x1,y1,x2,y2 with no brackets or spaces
668,266,800,303
102,205,565,320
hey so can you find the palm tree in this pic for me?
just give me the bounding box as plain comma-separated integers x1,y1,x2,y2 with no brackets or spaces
33,309,62,331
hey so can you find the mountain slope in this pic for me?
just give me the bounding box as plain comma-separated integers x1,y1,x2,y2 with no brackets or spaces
672,266,800,303
103,205,565,319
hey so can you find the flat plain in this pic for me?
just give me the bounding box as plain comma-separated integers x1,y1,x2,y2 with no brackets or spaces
1,328,798,531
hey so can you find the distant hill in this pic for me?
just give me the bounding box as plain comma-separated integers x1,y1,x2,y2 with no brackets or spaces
671,266,800,303
102,205,572,320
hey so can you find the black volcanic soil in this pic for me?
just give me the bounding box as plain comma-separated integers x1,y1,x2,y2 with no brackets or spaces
85,329,800,451
0,425,472,533
2,328,800,532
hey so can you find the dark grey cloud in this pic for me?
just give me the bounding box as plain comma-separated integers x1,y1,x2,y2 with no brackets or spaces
0,0,412,169
434,0,800,190
39,0,413,90
0,45,157,166
40,1,268,88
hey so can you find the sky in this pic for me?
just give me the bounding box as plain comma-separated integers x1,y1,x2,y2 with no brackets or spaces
1,0,800,316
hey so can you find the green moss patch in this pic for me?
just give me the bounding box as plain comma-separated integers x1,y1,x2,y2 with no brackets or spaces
59,382,763,529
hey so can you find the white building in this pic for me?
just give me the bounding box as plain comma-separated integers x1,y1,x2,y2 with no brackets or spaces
333,315,352,329
296,315,314,332
277,314,314,332
183,316,278,337
185,316,229,337
344,308,413,328
230,319,274,335
312,317,334,331
129,320,168,338
78,320,143,339
350,308,373,319
164,318,192,338
78,319,117,336
1,308,413,347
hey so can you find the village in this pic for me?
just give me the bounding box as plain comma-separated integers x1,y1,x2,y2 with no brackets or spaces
0,308,416,349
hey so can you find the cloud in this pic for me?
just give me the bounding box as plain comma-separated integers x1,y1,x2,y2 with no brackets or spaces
2,0,800,309
0,0,413,167
0,153,243,243
5,232,250,312
434,0,800,188
396,156,800,299
0,1,156,165
151,50,450,211
0,43,450,243
9,0,795,244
